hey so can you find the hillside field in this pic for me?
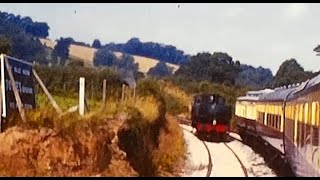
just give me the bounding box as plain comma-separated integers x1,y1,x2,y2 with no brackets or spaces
39,38,180,74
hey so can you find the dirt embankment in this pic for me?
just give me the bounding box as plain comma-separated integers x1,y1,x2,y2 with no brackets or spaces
0,116,138,177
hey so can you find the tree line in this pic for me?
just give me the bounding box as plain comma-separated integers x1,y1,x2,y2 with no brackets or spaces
1,10,319,91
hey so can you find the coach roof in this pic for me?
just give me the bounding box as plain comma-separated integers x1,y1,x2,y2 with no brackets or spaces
258,86,297,101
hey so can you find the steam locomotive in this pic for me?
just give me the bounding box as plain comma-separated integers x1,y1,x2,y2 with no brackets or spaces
191,93,232,141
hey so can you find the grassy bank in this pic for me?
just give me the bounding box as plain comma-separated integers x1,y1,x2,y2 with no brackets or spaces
0,77,188,177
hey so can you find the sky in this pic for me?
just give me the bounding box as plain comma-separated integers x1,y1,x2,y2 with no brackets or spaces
1,3,320,75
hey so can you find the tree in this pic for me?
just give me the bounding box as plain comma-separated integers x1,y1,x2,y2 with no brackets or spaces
272,59,313,88
93,48,118,67
52,37,74,65
25,22,50,38
147,61,173,77
175,52,240,85
116,53,139,75
92,39,101,49
102,37,190,65
0,13,47,64
0,36,11,54
66,60,84,67
0,11,50,38
314,44,320,56
235,64,273,89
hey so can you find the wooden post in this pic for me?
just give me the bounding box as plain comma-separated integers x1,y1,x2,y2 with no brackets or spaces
121,84,125,103
133,86,136,98
0,54,5,119
91,80,94,100
79,77,85,116
84,97,89,112
102,79,106,105
4,57,26,123
0,84,2,132
33,69,62,115
0,54,3,132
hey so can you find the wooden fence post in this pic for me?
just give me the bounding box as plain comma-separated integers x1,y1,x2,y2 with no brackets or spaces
91,80,94,100
0,84,2,132
121,84,125,103
79,77,85,116
33,69,62,115
133,86,136,98
102,79,106,105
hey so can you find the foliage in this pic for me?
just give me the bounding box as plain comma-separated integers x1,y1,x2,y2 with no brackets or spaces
93,48,139,78
0,35,11,54
103,37,190,65
147,61,173,78
0,12,48,64
66,59,85,67
118,78,186,176
92,39,101,49
175,52,241,86
52,37,74,65
72,41,90,47
235,64,273,89
0,11,50,38
272,58,314,88
116,53,139,75
314,44,320,53
34,65,123,100
93,48,117,67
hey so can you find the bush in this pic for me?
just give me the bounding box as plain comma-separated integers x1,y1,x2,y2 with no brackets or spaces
152,115,186,175
34,65,123,100
117,78,186,176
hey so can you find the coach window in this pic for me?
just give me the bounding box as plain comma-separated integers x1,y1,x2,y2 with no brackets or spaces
305,103,311,146
273,115,276,128
278,115,281,130
300,104,305,148
291,105,295,120
294,104,299,146
274,115,278,129
274,115,277,129
311,102,318,145
286,105,290,119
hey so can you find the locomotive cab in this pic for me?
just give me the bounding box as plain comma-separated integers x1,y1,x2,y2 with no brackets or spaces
191,93,232,141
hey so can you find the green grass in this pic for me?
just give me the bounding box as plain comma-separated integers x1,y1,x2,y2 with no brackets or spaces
36,93,115,114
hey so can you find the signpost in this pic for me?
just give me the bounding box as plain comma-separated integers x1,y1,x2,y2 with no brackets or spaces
0,54,36,127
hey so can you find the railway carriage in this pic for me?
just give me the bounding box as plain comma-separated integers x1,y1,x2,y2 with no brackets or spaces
235,74,320,176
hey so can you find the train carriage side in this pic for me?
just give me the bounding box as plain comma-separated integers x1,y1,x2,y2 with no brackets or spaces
256,88,297,155
284,78,320,177
235,98,258,138
235,89,275,140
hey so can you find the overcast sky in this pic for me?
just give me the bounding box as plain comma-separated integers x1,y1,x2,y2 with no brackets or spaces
1,3,320,74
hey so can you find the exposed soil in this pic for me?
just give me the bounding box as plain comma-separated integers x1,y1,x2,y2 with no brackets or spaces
0,115,138,177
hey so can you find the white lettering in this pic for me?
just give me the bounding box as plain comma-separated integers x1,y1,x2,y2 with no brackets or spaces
22,69,30,76
13,67,21,74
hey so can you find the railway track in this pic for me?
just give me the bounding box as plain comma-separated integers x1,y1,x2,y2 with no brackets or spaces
223,142,248,177
180,126,212,177
177,117,248,177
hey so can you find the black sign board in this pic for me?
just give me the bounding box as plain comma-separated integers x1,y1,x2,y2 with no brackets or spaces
1,55,36,118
